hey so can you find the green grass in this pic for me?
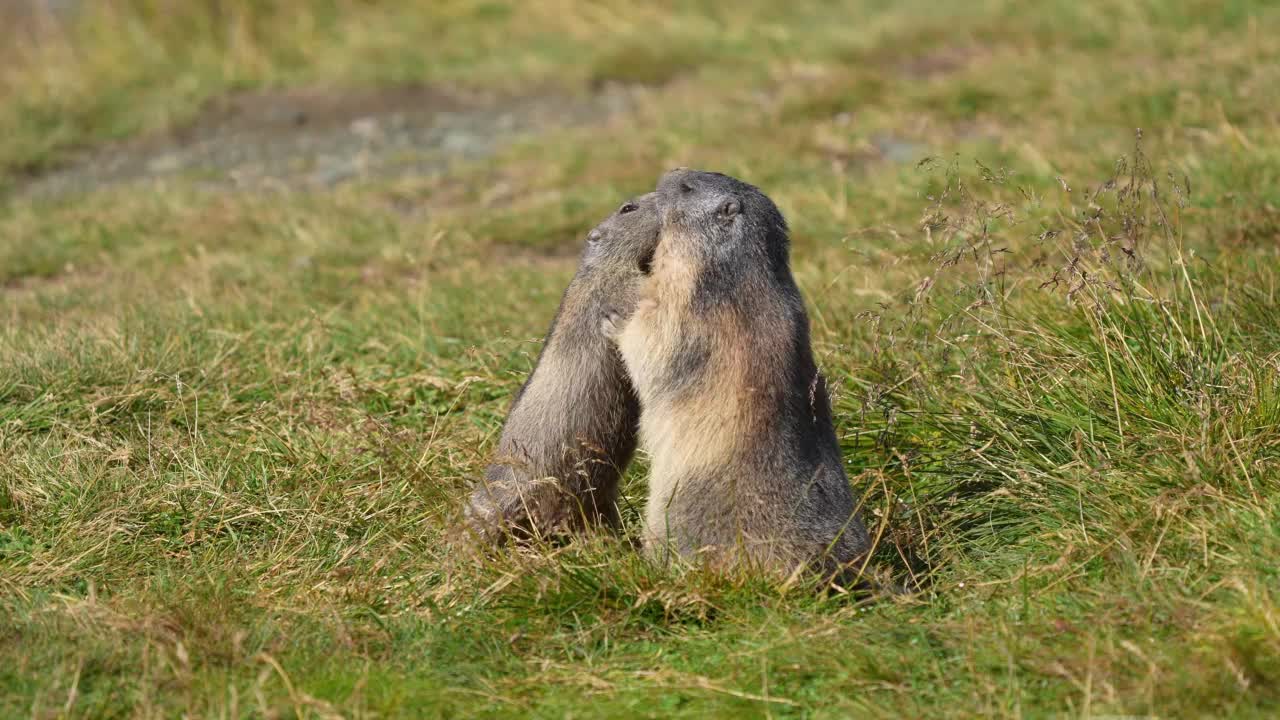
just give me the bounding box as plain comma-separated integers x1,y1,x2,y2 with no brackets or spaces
3,0,1280,717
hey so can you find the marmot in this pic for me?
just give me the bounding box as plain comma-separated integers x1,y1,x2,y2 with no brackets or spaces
466,194,660,541
608,169,871,582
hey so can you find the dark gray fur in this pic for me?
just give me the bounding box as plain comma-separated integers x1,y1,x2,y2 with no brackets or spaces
465,194,659,541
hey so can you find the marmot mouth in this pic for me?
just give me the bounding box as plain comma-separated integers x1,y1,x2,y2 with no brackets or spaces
638,246,655,275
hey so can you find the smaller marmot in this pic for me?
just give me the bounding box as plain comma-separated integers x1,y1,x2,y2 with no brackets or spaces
608,169,870,581
466,194,660,541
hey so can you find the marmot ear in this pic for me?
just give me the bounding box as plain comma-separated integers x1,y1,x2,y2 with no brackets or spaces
717,198,741,223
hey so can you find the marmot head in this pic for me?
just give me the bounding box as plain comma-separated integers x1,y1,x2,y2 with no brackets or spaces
582,192,660,277
655,168,789,274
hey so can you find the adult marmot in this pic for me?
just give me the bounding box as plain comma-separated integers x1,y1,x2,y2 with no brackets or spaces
609,169,870,581
466,194,659,541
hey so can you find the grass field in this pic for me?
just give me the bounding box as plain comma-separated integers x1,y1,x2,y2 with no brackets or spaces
2,0,1279,717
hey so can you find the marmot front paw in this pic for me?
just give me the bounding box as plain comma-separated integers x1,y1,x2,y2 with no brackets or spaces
601,309,625,339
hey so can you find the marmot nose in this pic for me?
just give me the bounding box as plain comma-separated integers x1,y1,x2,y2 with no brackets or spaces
587,228,603,243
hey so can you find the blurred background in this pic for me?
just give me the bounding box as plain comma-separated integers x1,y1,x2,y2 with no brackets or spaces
5,0,1272,211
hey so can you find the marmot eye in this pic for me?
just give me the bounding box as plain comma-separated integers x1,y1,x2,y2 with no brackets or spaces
619,202,639,214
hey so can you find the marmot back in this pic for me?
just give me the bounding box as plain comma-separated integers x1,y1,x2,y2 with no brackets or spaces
612,170,870,581
466,194,659,541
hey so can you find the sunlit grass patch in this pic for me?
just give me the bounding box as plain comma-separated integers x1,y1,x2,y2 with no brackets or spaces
3,0,1280,717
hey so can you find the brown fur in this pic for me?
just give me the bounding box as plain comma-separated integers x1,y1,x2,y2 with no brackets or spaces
611,170,871,582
